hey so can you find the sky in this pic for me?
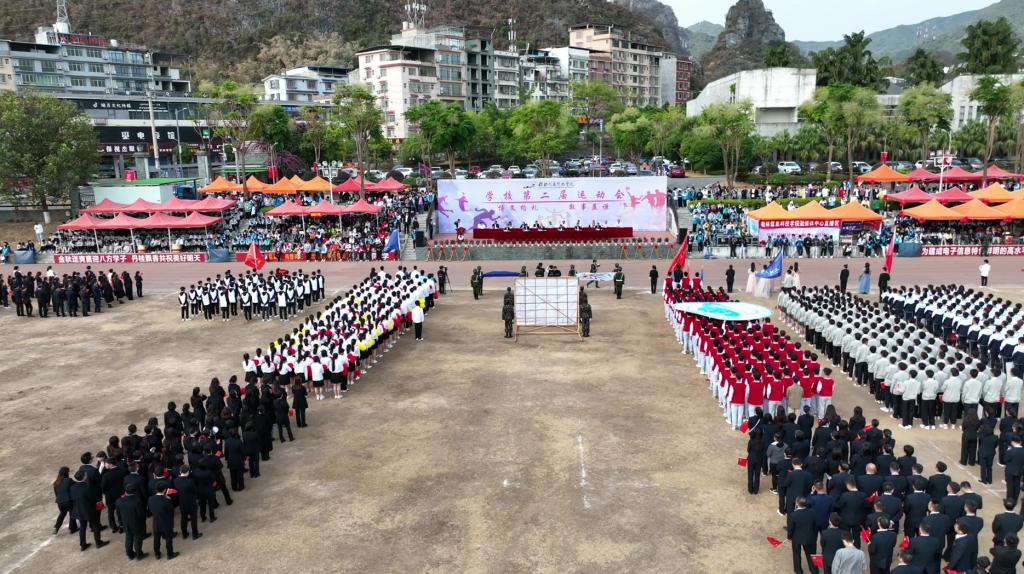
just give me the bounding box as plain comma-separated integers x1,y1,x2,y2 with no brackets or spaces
668,0,994,41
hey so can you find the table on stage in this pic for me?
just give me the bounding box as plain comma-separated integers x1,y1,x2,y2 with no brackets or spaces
472,227,634,242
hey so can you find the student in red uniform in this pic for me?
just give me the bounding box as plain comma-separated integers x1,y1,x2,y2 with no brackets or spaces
814,368,835,419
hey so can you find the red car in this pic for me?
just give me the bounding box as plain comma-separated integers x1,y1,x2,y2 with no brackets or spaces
669,166,686,178
468,166,481,174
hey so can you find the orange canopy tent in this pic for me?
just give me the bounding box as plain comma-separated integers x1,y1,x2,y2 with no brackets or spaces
297,176,332,193
786,200,835,219
969,183,1018,204
199,176,242,194
243,175,268,192
855,164,910,183
746,202,791,220
262,178,299,195
829,202,883,223
900,200,965,221
950,199,1012,221
995,199,1024,219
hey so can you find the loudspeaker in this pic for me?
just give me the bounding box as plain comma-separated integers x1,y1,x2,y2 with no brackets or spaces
414,230,426,247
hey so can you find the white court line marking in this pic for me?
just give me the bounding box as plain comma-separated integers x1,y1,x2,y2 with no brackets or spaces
576,434,591,509
2,537,52,574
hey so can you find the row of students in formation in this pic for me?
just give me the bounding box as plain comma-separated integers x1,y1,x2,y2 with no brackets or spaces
178,269,325,322
53,266,440,560
4,266,143,317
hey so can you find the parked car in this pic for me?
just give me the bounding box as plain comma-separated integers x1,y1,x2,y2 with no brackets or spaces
565,160,581,170
365,169,384,180
777,161,802,174
430,167,443,179
507,165,521,175
851,161,872,174
638,169,653,176
454,168,468,179
668,165,687,178
391,166,413,177
962,157,984,171
807,161,842,173
609,162,624,174
549,167,563,177
468,165,481,175
523,166,539,178
587,166,609,176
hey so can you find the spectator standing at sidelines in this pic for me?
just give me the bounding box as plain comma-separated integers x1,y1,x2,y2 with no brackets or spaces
980,259,991,287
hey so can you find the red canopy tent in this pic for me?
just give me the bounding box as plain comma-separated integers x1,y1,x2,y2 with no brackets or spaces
94,213,146,229
58,213,108,230
190,197,236,212
936,166,984,184
342,198,384,214
82,198,130,214
306,200,347,217
332,177,366,193
906,168,938,182
885,186,933,205
979,165,1023,181
366,177,407,192
180,212,224,228
266,201,310,217
156,197,200,212
931,186,974,204
118,198,167,214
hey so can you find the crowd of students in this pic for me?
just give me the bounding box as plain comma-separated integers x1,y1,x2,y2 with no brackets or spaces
3,265,143,318
177,269,325,322
52,265,439,560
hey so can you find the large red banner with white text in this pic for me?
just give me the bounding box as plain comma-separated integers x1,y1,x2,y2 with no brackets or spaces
54,252,207,264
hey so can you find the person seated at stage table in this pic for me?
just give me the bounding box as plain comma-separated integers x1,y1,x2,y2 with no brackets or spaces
532,221,544,231
491,221,500,229
558,221,566,231
519,221,529,230
455,219,466,242
504,223,512,232
593,220,604,231
575,220,583,231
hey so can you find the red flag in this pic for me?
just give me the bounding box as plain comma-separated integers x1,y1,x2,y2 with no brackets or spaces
739,420,749,434
667,233,688,275
860,526,872,544
737,457,748,467
866,492,878,504
766,536,784,548
899,536,910,549
245,243,266,271
884,230,896,274
810,555,824,569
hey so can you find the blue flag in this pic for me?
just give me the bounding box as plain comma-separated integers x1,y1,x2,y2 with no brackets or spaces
756,250,784,279
382,229,400,254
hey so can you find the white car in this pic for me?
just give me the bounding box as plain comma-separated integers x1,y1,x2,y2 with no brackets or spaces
609,162,624,174
454,168,468,179
777,161,801,174
391,166,413,177
851,161,872,174
365,169,384,180
508,165,521,175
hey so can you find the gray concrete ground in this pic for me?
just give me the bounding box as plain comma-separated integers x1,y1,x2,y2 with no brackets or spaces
0,259,1020,573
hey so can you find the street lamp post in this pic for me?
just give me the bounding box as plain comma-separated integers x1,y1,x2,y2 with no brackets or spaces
320,160,340,202
173,108,188,176
938,129,953,190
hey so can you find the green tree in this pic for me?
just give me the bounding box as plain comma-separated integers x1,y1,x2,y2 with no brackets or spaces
747,133,773,172
902,49,945,87
647,106,686,159
200,81,260,193
417,103,476,175
770,130,794,162
762,41,802,68
248,103,293,171
569,80,624,158
792,124,825,164
608,107,653,163
839,86,882,183
958,18,1021,74
694,100,754,188
333,84,383,198
799,87,847,181
0,92,98,216
507,100,578,176
971,76,1015,183
811,31,891,91
298,106,328,166
898,83,953,162
404,101,444,173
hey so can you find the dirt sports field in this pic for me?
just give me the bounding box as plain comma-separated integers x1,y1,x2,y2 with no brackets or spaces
0,256,1020,573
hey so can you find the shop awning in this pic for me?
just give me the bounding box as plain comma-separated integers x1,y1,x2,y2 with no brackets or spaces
950,199,1012,221
885,186,934,205
931,186,974,204
969,183,1019,204
746,201,791,221
900,199,966,221
828,201,883,223
855,164,910,183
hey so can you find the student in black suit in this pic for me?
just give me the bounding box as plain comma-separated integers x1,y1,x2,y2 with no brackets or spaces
1005,436,1024,505
921,501,952,561
70,470,108,551
904,480,931,540
890,549,922,574
836,479,869,542
52,467,77,535
992,498,1024,546
746,429,766,494
819,513,846,574
990,533,1022,574
147,482,177,560
787,497,821,574
242,423,261,479
946,519,978,573
926,462,951,502
959,500,983,538
100,458,126,533
224,430,246,492
172,466,201,540
908,523,941,574
869,516,898,574
115,483,147,560
783,458,814,515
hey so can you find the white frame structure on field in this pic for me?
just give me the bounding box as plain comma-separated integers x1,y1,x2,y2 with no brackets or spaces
513,277,581,341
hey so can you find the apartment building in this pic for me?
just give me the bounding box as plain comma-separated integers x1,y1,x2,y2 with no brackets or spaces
568,24,662,107
355,44,438,140
0,22,190,95
391,24,467,106
261,65,350,103
546,46,590,84
518,50,570,102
